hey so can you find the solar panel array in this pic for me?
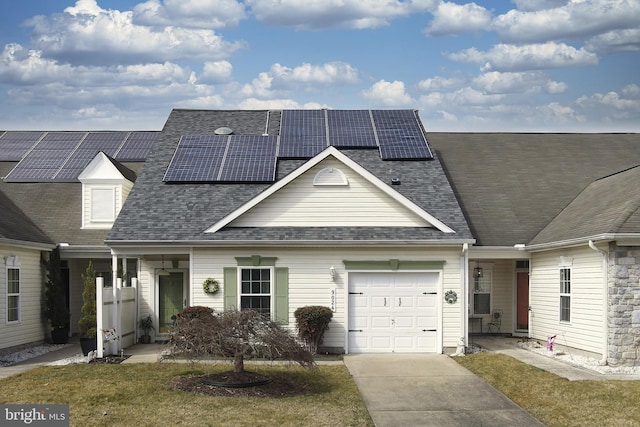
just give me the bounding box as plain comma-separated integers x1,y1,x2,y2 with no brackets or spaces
164,135,278,182
0,131,45,161
279,109,431,160
2,131,158,182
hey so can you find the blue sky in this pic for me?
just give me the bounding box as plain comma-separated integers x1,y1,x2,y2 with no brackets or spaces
0,0,638,132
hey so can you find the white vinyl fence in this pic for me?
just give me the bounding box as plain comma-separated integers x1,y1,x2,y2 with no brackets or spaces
96,277,137,357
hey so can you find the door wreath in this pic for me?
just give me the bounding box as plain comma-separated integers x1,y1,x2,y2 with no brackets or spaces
202,278,219,295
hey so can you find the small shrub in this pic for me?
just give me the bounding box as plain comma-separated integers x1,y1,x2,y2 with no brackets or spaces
294,306,333,354
78,261,97,337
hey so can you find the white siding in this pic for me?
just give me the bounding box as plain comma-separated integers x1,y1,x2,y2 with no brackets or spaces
189,246,463,352
230,158,430,227
0,245,46,351
530,246,605,356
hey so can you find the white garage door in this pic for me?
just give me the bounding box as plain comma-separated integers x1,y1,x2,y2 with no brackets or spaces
348,272,439,353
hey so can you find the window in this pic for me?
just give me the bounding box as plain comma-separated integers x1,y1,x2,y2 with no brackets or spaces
473,269,492,315
7,268,20,322
240,268,271,316
91,187,115,222
560,268,571,322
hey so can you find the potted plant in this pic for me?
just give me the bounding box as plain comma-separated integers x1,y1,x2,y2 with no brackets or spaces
138,315,154,344
78,261,97,355
42,247,70,344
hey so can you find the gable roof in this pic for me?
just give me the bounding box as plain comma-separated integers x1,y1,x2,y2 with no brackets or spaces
428,133,640,247
0,188,53,247
529,165,640,246
107,109,473,245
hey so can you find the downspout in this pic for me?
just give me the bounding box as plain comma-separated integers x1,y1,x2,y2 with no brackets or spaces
589,240,609,365
461,243,469,350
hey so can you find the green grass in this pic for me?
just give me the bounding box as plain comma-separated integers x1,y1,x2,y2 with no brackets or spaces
0,363,373,427
455,352,640,427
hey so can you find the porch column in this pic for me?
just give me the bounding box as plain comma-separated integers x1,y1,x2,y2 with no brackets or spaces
111,253,120,355
96,276,104,358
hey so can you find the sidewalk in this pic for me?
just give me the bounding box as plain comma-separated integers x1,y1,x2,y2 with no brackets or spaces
472,335,640,381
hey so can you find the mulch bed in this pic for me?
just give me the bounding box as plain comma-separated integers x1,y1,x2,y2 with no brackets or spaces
171,370,314,398
89,355,131,364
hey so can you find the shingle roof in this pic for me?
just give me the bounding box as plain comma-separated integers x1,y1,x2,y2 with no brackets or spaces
0,188,52,245
107,109,473,243
428,133,640,246
529,165,640,245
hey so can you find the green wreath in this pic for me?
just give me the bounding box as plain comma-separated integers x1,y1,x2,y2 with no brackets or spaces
202,278,219,295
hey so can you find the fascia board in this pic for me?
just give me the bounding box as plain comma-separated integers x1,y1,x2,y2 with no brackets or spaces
205,146,455,234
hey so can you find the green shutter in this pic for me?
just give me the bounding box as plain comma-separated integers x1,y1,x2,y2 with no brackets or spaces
223,267,238,311
274,267,289,324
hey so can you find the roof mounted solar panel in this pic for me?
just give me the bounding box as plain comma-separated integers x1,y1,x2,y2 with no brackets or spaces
53,132,129,181
279,110,327,158
0,131,45,161
218,135,278,182
4,132,86,182
372,110,433,160
327,110,378,148
163,135,228,182
115,131,158,161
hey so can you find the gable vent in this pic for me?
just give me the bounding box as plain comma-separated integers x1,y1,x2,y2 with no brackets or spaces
313,167,348,186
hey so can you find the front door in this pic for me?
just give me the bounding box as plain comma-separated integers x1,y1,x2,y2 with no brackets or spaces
159,272,185,333
516,271,529,331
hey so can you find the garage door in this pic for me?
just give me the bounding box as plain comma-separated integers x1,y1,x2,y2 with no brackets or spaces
348,272,439,353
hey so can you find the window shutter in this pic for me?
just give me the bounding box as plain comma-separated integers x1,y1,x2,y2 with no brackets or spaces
274,267,289,324
223,267,237,311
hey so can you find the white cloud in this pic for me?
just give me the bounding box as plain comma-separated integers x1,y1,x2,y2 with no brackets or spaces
237,98,328,110
492,0,640,44
511,0,570,12
425,2,492,36
25,0,244,66
361,80,414,106
418,76,465,91
0,44,74,84
447,42,598,71
199,61,233,84
133,0,246,29
239,62,360,98
585,28,640,53
245,0,437,30
472,71,566,95
270,62,359,85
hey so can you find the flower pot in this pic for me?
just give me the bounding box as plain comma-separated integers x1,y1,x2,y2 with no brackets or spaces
140,334,151,344
51,327,69,344
80,337,98,356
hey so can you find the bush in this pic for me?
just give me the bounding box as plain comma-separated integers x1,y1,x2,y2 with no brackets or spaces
294,306,333,354
78,261,97,337
167,309,314,373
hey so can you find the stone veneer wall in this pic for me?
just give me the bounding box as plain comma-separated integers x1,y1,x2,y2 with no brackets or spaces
607,243,640,366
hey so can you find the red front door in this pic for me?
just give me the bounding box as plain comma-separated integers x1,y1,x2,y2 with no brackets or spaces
516,272,529,331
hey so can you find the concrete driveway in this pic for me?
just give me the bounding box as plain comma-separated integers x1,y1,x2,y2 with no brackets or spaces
343,353,544,427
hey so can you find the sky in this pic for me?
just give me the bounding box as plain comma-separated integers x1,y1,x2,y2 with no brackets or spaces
0,0,638,132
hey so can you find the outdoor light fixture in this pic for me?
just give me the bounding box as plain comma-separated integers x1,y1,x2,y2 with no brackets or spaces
329,266,337,282
159,255,170,276
473,261,483,279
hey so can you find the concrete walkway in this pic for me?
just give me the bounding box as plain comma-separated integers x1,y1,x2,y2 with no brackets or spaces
344,353,544,427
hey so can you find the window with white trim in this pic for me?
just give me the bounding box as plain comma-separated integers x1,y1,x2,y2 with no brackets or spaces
240,268,272,316
7,268,20,322
90,187,116,222
560,267,571,322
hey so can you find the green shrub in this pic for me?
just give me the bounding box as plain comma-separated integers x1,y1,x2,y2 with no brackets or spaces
78,261,97,337
294,306,333,354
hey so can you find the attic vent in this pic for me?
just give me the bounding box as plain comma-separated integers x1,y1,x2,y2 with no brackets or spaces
214,127,233,135
313,167,348,186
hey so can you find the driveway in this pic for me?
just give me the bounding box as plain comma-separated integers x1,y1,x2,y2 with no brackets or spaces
343,353,544,427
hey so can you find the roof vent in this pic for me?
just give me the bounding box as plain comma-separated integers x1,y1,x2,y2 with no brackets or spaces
391,178,401,185
214,127,233,135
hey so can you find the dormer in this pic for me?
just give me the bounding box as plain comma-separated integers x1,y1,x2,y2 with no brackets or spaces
78,152,136,229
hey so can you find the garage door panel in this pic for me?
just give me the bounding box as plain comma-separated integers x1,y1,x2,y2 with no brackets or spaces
349,272,440,353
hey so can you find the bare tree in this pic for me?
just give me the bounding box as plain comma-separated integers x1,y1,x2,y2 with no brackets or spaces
167,308,315,373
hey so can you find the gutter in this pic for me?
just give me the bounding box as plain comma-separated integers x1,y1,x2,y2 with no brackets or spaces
588,239,609,366
104,238,477,248
0,237,56,251
461,243,469,351
526,234,620,252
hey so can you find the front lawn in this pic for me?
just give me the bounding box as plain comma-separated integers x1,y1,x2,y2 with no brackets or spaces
0,363,373,427
456,352,640,427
